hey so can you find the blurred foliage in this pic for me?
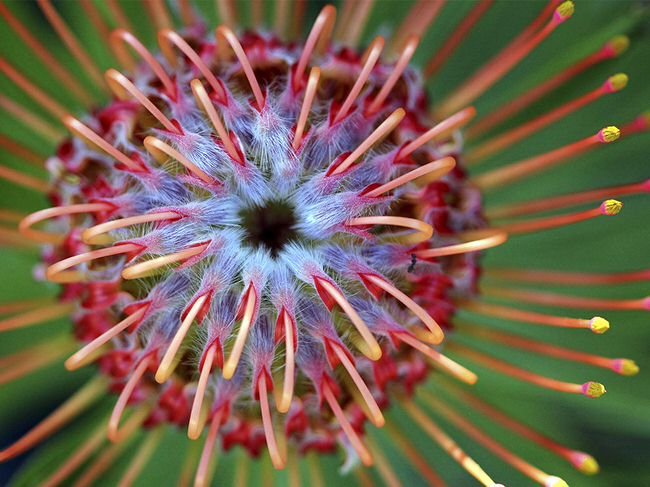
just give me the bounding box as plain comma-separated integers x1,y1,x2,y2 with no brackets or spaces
0,1,648,486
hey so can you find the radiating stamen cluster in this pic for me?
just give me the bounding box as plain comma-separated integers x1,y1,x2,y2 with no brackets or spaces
1,1,648,486
21,9,486,467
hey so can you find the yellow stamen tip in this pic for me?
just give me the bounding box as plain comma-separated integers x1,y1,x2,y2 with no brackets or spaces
598,126,620,143
606,73,628,92
554,2,575,22
607,35,630,57
545,476,569,487
613,359,639,376
600,199,622,216
582,381,606,399
570,452,600,475
589,317,609,334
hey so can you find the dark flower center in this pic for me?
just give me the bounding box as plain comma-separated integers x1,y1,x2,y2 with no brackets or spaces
240,200,298,256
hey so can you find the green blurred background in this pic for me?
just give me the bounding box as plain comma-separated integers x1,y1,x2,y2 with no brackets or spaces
0,1,648,485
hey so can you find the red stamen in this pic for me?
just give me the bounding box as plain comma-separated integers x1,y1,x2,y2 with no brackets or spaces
469,34,629,139
487,179,649,219
486,267,650,287
467,74,628,163
143,0,172,31
485,286,650,312
0,377,106,462
436,1,575,117
390,0,444,55
117,427,164,487
0,302,73,333
497,199,622,235
37,0,105,88
194,408,225,487
450,343,606,398
413,229,507,259
0,337,73,386
335,0,374,47
293,6,336,92
402,401,498,486
422,391,570,486
292,67,321,151
0,164,49,193
460,300,610,334
0,95,63,142
424,0,494,78
474,126,620,190
223,285,258,379
121,242,211,280
258,373,286,469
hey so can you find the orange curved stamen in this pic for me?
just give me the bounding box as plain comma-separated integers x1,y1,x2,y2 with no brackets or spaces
367,35,419,115
396,332,475,384
348,215,433,246
293,6,336,92
277,310,296,413
110,29,175,96
143,0,172,31
215,26,265,110
361,273,443,343
413,229,507,259
158,29,227,103
190,79,243,164
328,108,405,175
365,157,456,197
223,286,257,379
63,116,146,172
0,377,106,462
402,401,497,487
188,343,217,440
143,136,214,184
314,278,381,360
105,69,181,134
65,307,148,371
333,36,384,124
194,408,225,487
330,343,384,427
121,242,211,280
82,211,181,246
322,382,372,466
450,343,605,398
21,203,114,245
156,295,209,384
258,374,286,470
107,355,153,442
46,243,141,284
215,0,237,28
292,67,321,151
396,107,476,162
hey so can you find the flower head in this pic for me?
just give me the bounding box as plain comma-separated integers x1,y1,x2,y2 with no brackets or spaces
0,1,648,486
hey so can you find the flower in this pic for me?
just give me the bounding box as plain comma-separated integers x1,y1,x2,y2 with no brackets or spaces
0,1,648,486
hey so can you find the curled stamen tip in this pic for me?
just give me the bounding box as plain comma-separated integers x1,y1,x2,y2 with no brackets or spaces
597,126,620,143
612,358,639,376
553,1,575,23
600,199,622,216
545,476,569,487
589,317,610,334
581,381,606,399
604,73,628,93
606,35,630,57
569,451,600,475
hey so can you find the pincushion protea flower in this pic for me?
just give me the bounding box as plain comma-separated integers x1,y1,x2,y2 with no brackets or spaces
0,0,648,485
